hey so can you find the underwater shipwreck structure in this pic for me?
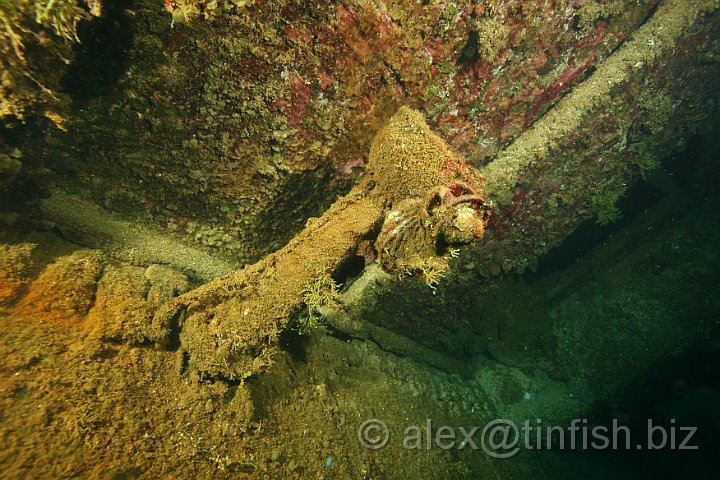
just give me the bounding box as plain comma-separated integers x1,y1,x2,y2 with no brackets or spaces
1,0,719,478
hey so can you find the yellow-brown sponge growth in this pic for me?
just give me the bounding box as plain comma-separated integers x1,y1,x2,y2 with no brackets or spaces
366,106,478,204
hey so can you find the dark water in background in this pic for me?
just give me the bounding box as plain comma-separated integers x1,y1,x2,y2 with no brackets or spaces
502,127,720,479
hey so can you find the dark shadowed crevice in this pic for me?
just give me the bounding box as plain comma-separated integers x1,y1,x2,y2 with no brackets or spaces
524,134,710,283
62,0,136,103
